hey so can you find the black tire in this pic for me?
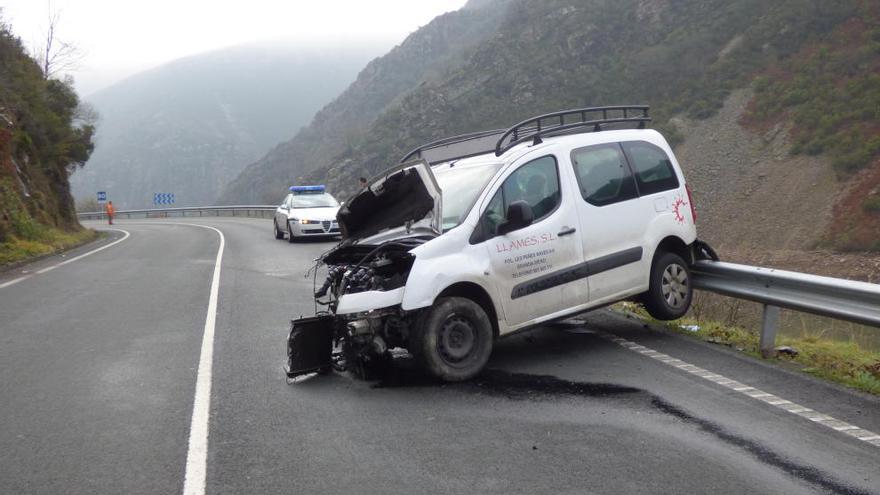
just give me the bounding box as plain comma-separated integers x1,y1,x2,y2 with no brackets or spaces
287,221,297,243
642,251,692,320
274,220,284,240
411,297,493,382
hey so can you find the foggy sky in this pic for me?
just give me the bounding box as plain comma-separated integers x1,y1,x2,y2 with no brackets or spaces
1,0,468,96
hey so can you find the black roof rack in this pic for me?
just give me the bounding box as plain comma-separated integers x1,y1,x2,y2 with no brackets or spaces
399,129,505,164
400,105,650,164
494,105,650,156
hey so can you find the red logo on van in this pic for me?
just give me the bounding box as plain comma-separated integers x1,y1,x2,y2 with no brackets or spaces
672,197,689,224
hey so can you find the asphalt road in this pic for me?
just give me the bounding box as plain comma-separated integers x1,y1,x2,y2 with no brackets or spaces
0,217,877,495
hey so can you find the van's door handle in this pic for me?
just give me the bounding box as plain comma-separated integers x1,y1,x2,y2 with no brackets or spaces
558,227,576,236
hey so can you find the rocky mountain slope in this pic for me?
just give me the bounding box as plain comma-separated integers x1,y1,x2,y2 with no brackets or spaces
70,41,386,209
228,0,878,256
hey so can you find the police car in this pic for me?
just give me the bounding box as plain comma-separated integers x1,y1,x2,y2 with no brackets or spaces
286,106,716,381
273,185,341,242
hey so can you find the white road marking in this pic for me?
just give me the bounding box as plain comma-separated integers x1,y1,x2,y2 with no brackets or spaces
176,223,225,495
0,276,29,289
589,330,880,449
787,407,812,414
0,228,130,289
95,220,226,493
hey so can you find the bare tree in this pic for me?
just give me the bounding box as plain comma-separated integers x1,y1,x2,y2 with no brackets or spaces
74,99,99,128
33,4,84,79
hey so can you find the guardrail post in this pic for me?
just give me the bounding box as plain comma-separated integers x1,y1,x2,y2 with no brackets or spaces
760,304,780,358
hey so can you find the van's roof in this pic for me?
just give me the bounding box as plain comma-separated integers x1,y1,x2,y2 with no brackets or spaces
432,128,667,169
405,106,653,166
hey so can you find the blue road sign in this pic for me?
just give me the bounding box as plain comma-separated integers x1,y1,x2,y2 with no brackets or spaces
153,192,176,205
97,191,107,202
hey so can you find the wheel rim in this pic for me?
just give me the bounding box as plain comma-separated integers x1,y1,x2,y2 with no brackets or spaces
661,263,689,309
437,315,477,365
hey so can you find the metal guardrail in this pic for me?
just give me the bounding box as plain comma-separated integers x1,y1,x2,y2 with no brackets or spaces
692,260,880,357
76,205,277,221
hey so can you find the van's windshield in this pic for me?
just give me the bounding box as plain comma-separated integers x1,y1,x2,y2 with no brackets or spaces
433,162,502,231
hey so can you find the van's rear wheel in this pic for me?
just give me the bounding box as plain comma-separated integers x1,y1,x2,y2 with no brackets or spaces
642,252,692,320
411,297,493,382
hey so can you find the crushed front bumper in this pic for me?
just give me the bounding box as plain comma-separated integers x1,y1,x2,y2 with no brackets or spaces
285,315,334,378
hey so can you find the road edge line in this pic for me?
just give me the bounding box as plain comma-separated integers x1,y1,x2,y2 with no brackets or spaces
590,330,880,449
180,223,225,495
0,228,131,289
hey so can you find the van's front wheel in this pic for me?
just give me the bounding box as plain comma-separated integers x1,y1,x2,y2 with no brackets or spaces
642,252,692,320
412,297,493,382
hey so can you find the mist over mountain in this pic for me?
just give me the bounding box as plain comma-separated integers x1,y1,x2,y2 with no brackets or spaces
70,40,389,208
218,0,509,204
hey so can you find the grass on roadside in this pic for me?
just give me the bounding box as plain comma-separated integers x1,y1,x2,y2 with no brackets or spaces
0,227,98,266
616,302,880,396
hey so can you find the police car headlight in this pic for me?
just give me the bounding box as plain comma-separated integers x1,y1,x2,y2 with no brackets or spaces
300,219,316,225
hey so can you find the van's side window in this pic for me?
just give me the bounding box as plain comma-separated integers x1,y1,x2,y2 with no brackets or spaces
481,190,505,239
477,155,560,240
571,144,638,206
502,155,560,221
622,141,679,195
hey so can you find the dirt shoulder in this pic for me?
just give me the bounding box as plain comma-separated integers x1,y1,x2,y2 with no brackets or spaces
0,227,100,273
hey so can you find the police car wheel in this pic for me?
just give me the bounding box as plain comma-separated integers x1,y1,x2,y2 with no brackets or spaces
642,251,692,320
287,221,297,243
412,297,493,382
274,220,284,239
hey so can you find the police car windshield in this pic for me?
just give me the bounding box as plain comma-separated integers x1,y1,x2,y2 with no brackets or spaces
292,193,339,208
433,161,502,230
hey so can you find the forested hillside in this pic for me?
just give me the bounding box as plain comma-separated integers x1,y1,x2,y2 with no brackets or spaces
71,41,385,209
227,0,878,253
0,15,95,264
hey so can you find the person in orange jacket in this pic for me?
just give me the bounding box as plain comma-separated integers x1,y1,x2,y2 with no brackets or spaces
104,200,115,225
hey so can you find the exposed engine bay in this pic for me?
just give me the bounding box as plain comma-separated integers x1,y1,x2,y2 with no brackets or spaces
314,238,422,301
286,237,429,380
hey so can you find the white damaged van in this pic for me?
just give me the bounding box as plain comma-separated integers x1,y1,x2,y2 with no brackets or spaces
286,106,716,382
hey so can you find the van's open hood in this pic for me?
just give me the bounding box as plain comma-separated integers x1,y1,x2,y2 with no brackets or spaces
337,161,441,241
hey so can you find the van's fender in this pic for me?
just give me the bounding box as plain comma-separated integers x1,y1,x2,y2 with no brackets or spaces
399,227,503,319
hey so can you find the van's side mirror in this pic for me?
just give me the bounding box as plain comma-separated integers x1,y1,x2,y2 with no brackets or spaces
497,201,534,235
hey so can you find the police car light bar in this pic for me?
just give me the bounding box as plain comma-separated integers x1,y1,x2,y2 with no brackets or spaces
289,185,326,193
